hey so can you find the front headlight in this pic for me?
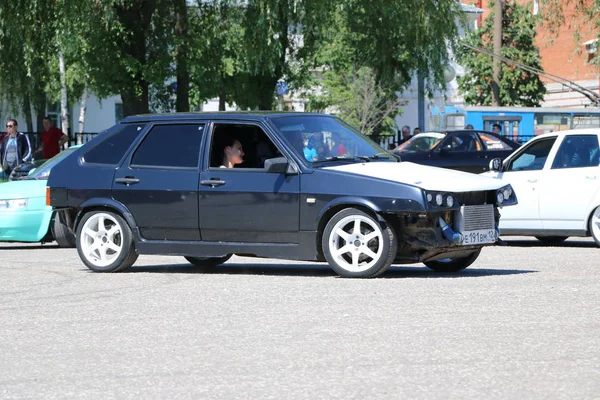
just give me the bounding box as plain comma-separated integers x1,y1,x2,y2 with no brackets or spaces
0,198,28,210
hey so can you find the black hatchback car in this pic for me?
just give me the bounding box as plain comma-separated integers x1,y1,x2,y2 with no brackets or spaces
393,130,520,173
48,113,516,278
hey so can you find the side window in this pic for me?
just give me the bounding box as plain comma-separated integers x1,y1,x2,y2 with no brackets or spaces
507,137,557,172
445,132,482,152
131,124,204,168
209,123,281,169
83,124,146,165
551,135,600,169
478,132,514,151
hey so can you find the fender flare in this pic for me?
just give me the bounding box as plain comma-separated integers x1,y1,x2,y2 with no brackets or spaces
74,198,138,232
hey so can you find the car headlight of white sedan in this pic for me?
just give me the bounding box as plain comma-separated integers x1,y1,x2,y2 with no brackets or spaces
0,198,28,210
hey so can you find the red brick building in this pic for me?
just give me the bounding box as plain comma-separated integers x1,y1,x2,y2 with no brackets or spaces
462,0,599,107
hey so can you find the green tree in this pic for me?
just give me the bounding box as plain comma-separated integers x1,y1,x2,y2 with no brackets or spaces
456,0,546,106
308,66,401,136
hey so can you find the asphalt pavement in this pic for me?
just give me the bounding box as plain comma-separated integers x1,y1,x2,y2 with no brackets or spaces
0,238,598,399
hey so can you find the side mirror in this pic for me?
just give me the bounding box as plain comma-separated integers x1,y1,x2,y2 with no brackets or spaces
489,158,503,172
264,157,290,174
438,145,452,153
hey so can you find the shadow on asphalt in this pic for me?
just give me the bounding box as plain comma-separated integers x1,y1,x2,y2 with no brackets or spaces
498,239,596,248
125,263,536,278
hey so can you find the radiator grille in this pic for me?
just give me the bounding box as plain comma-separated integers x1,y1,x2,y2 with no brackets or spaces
461,204,495,231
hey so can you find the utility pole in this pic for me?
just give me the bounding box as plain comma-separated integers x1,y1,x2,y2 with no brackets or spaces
492,0,502,106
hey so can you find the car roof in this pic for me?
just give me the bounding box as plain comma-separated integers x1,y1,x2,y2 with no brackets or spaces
531,127,600,140
411,132,446,139
121,112,333,124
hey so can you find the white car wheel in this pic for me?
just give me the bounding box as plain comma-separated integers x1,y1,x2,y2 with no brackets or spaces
590,206,600,247
76,211,138,272
322,208,396,278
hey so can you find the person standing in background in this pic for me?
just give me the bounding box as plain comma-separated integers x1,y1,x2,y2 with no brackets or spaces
398,125,412,145
0,119,32,177
34,116,68,159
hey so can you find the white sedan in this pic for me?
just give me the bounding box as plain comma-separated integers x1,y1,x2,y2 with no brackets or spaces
482,128,600,246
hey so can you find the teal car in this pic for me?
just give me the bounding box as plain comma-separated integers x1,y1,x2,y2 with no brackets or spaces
0,146,79,247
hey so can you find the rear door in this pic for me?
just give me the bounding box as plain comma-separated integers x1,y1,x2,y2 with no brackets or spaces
538,134,600,231
112,123,204,241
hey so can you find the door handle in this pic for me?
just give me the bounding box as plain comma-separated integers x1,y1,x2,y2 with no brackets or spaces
114,177,140,185
201,179,226,187
527,178,537,183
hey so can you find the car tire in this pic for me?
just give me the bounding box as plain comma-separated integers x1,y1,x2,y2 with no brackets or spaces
52,212,76,248
589,206,600,247
76,210,138,272
535,236,568,245
424,249,481,273
322,208,397,278
184,254,232,268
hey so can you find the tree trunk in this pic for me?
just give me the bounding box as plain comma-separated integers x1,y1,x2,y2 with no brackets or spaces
58,51,70,141
219,85,226,111
174,0,189,112
256,75,278,110
22,92,34,134
121,81,149,117
33,86,46,133
78,87,89,144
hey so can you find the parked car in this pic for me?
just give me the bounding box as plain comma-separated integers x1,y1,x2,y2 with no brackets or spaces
48,113,516,278
481,128,600,246
0,146,79,247
8,158,47,181
394,130,520,173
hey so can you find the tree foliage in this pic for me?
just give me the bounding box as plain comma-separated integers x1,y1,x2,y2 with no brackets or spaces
307,66,401,136
456,0,546,107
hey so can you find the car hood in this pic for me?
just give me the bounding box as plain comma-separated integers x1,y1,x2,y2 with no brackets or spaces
0,179,47,200
323,162,506,192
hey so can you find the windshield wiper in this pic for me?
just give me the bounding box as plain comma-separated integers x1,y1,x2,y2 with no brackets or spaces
315,156,370,163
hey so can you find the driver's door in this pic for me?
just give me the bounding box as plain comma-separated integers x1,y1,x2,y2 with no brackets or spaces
495,136,558,231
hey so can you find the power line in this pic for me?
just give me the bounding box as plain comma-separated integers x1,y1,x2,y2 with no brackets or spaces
461,42,600,107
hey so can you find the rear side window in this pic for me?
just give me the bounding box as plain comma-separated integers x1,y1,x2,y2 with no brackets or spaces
131,124,204,168
479,132,514,151
83,124,146,165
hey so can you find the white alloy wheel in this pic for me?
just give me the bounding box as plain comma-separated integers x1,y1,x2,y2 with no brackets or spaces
76,211,138,272
80,213,124,266
590,206,600,247
322,208,396,278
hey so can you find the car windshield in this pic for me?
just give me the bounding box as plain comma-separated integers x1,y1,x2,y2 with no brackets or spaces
397,134,444,152
24,146,79,180
270,115,397,164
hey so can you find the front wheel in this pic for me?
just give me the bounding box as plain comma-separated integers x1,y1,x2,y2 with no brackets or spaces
76,210,138,272
589,206,600,247
185,254,232,268
322,208,397,278
424,249,481,273
52,212,76,248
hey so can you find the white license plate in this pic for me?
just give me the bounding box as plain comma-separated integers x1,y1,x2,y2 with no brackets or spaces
462,229,496,245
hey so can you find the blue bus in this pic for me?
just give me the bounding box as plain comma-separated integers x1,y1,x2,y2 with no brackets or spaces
431,106,600,142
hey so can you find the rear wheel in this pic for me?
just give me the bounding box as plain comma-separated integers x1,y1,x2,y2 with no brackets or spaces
535,236,568,245
589,206,600,247
184,254,232,268
52,212,76,248
424,249,481,273
76,211,138,272
322,208,397,278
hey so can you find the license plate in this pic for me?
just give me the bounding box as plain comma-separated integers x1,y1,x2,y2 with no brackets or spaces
462,229,496,245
